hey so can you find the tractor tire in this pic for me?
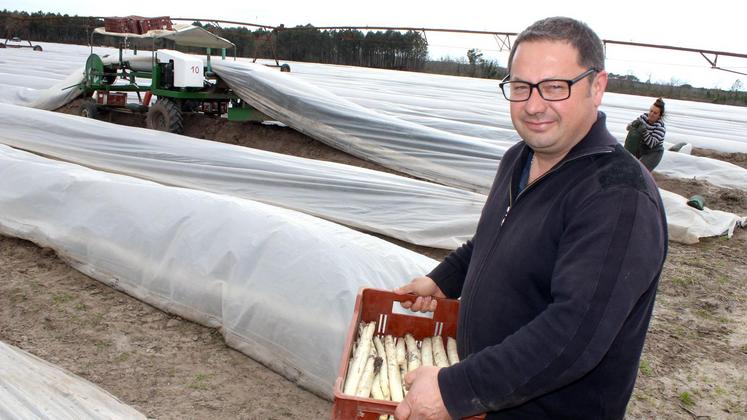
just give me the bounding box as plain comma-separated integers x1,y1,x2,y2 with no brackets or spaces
146,98,183,134
33,45,42,52
79,100,98,119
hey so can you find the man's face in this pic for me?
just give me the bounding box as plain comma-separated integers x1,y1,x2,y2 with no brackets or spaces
508,40,607,159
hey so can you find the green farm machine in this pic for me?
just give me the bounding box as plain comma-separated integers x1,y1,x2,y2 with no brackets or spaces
79,17,283,133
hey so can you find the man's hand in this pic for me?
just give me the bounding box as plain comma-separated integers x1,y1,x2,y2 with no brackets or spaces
394,366,450,420
394,276,446,312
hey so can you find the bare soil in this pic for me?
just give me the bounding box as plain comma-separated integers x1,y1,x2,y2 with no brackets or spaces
1,103,745,419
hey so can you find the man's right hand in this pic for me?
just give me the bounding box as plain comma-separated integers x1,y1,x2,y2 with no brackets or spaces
394,276,446,312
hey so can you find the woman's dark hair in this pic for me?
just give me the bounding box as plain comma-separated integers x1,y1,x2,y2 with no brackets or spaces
654,98,666,118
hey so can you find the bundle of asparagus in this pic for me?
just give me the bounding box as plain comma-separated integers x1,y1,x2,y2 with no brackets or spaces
342,321,460,404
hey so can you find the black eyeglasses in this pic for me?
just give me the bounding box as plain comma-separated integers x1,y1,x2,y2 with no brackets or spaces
499,68,599,102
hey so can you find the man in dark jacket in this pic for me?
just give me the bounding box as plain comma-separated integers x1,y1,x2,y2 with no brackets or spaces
393,17,668,420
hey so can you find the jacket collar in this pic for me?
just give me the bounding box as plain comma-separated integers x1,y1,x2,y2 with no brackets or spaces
563,111,618,160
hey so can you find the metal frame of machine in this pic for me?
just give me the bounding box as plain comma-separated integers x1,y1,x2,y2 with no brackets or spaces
79,21,277,133
0,36,43,51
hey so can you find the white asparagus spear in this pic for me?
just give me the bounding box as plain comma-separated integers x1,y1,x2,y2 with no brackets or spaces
356,354,382,397
420,336,433,366
395,337,406,369
384,335,403,402
432,335,449,368
396,336,407,395
446,336,460,365
404,333,421,372
401,365,408,396
371,371,385,400
372,336,390,400
343,321,376,394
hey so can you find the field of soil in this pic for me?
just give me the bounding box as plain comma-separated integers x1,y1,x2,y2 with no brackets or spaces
1,103,745,419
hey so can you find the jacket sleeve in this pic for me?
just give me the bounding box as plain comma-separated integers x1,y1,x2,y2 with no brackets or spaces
428,239,474,298
437,186,666,417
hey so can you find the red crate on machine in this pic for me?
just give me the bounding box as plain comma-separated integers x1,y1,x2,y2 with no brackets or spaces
138,16,173,33
332,288,484,419
103,17,130,34
103,16,144,34
125,16,145,34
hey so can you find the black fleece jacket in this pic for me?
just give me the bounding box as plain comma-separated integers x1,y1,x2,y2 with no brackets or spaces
430,112,667,419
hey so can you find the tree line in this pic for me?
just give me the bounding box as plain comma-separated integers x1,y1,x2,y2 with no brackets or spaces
1,10,745,106
0,11,428,70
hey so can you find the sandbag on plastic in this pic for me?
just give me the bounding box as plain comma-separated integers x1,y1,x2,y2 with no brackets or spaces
0,144,437,398
0,103,485,249
0,340,146,419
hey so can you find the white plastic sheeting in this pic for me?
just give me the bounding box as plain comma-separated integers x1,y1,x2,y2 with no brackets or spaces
217,59,747,192
657,151,747,191
2,42,746,189
0,103,484,249
213,59,506,192
248,60,747,154
661,190,746,244
0,340,146,419
0,143,437,398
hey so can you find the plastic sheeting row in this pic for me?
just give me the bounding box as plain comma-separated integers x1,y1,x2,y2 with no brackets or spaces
2,42,747,192
0,143,437,398
214,59,747,192
0,103,484,249
0,340,146,419
0,103,742,249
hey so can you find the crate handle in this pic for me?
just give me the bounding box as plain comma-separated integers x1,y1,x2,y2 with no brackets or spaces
391,301,434,319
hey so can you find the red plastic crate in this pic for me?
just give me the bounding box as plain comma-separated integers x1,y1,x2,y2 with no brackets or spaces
126,16,145,34
103,16,145,34
103,17,130,34
138,16,173,33
332,288,483,419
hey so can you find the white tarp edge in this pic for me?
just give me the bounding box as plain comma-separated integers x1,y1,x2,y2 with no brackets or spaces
0,103,484,249
661,190,747,244
0,340,147,419
656,151,747,191
0,143,437,398
0,65,85,111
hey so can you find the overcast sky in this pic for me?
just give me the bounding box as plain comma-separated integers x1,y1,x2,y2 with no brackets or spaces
4,0,746,89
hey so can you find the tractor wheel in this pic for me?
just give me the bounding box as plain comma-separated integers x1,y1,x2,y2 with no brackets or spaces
33,45,42,52
79,100,98,119
146,98,183,134
280,63,291,72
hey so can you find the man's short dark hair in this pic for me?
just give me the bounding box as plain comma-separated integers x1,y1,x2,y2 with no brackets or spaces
507,17,605,73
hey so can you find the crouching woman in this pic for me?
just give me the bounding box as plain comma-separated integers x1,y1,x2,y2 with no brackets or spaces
624,97,666,171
